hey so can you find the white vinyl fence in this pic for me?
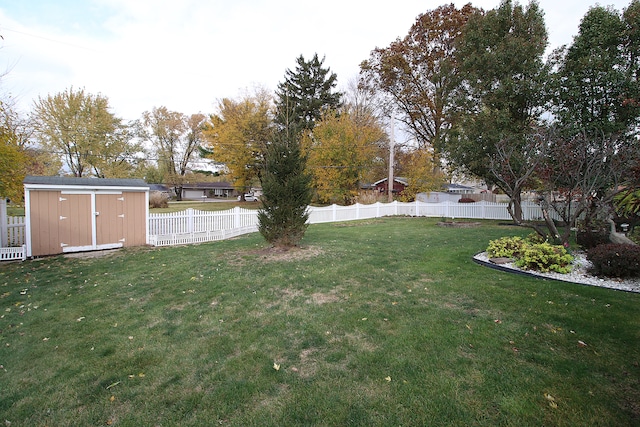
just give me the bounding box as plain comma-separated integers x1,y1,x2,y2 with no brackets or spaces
148,200,555,247
1,216,26,261
2,200,559,259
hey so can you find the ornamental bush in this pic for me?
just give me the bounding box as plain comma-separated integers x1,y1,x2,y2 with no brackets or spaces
486,236,574,274
587,243,640,278
514,242,574,274
486,236,527,258
458,198,476,203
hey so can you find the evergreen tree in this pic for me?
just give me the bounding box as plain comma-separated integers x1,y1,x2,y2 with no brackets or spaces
257,116,312,248
274,53,342,131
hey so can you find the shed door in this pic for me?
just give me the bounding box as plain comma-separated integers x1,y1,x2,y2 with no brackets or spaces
95,194,125,247
59,194,94,251
60,192,124,253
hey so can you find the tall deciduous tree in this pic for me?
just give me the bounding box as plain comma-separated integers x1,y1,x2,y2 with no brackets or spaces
550,1,640,137
360,3,478,153
275,53,342,132
0,101,26,201
140,107,206,200
32,87,134,178
302,108,385,204
445,0,548,221
395,147,447,202
203,89,272,198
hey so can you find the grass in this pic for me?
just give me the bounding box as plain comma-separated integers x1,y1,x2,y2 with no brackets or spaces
0,218,638,426
150,199,261,213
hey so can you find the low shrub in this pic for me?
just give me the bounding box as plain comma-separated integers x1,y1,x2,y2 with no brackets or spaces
587,243,640,278
514,242,574,274
486,236,527,258
458,198,476,203
525,232,546,244
576,229,610,250
576,219,610,249
487,236,574,273
149,192,169,208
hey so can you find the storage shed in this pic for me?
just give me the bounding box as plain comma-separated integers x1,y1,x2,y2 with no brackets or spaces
24,176,149,257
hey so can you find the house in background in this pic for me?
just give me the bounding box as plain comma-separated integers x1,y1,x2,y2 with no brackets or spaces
179,182,237,200
370,177,408,195
148,184,171,199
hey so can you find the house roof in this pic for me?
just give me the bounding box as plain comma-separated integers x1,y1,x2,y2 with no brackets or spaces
148,184,170,192
372,177,408,186
24,175,149,189
181,182,235,190
445,183,473,191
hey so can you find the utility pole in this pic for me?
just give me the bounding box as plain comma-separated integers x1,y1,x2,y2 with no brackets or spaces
388,118,395,202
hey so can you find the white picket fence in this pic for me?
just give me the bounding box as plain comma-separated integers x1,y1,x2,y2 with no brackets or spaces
148,206,259,247
1,215,26,261
2,200,557,257
148,200,554,247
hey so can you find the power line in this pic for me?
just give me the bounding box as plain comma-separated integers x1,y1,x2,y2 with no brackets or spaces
1,26,98,52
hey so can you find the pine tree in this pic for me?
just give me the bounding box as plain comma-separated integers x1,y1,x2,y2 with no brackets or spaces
257,53,340,247
257,116,312,248
274,53,342,131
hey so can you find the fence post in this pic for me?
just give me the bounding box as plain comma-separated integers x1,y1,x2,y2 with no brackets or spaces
356,203,360,220
0,198,7,247
332,204,337,222
186,208,194,234
234,206,241,229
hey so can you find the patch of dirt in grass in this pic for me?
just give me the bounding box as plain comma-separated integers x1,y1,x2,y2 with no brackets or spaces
307,287,345,305
290,348,319,378
332,219,385,227
437,221,481,228
228,245,324,266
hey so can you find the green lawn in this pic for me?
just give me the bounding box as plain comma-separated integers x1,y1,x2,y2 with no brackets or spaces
1,218,638,426
150,199,261,213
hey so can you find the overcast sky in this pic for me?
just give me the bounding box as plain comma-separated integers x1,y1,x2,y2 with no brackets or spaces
0,0,634,121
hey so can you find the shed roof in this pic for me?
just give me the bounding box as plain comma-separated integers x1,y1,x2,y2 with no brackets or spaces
24,176,149,188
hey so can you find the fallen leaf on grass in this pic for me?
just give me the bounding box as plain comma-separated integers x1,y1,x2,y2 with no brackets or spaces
106,381,121,390
544,393,558,408
273,363,280,371
578,340,588,347
385,376,392,382
109,395,115,402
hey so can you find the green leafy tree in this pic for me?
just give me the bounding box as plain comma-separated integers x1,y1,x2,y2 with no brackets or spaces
445,0,548,221
275,53,342,131
258,118,312,248
140,107,206,200
32,87,135,177
204,89,272,198
550,2,640,137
